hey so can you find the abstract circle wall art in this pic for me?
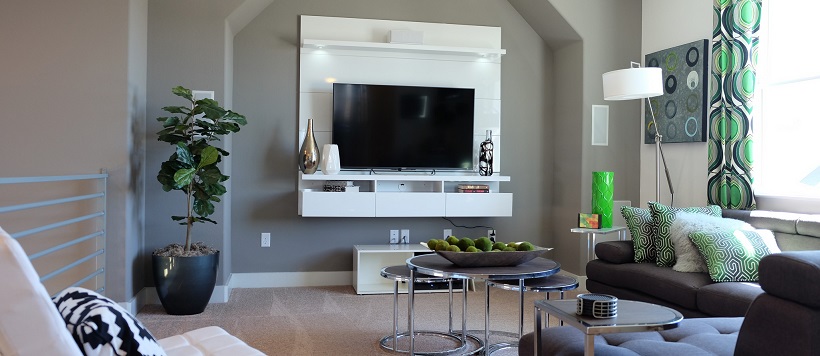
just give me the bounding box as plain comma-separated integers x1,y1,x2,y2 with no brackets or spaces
644,39,709,144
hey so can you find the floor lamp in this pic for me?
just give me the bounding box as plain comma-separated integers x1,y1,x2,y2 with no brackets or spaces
602,62,674,204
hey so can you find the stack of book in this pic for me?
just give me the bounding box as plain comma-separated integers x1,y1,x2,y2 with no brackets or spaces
457,184,490,193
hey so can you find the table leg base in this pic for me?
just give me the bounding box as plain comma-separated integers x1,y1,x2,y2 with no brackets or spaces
486,341,518,356
379,331,484,355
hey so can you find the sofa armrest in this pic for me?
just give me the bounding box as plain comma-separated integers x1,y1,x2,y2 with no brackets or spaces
594,240,634,264
758,251,820,308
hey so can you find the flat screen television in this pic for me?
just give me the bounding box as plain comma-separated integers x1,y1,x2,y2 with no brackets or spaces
332,83,475,171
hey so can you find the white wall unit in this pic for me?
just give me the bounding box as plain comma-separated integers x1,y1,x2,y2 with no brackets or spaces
298,16,509,217
298,172,512,217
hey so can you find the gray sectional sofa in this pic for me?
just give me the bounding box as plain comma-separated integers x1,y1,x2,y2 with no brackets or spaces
586,209,820,317
519,250,820,355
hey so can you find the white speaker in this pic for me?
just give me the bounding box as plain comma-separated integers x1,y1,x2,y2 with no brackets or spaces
592,105,609,146
389,29,423,44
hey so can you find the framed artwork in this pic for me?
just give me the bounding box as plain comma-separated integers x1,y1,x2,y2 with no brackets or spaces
644,39,709,144
579,213,600,229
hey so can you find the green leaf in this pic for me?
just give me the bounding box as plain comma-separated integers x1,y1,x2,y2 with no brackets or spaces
198,146,218,168
198,216,218,224
156,116,181,127
162,106,190,115
171,216,187,221
175,143,195,166
172,86,193,101
193,198,215,217
225,111,247,126
200,165,224,184
174,168,196,186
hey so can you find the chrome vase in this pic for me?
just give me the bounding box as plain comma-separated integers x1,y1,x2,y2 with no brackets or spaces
299,119,321,174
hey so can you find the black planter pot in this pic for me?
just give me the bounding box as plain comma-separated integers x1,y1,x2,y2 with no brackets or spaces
152,251,219,315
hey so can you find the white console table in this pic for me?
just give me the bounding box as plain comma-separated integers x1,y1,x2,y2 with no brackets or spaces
299,172,512,217
354,244,442,294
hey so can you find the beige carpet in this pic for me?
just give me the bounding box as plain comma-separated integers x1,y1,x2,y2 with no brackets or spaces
137,283,582,355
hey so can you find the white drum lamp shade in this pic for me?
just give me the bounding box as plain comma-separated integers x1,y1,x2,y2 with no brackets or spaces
602,67,663,100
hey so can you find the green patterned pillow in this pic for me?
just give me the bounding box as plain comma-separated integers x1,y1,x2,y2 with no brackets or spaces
689,230,779,282
620,206,656,263
648,202,722,267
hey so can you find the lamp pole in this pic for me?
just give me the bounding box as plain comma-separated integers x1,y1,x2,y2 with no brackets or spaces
645,97,674,203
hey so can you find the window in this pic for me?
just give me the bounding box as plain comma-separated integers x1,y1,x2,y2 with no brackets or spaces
755,1,820,198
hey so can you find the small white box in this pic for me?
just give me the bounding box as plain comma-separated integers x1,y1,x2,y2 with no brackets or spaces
389,29,423,44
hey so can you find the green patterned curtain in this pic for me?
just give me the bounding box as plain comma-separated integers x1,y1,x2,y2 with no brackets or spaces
707,0,761,210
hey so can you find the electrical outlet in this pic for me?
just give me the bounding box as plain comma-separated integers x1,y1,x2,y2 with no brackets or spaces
261,233,271,247
488,229,496,242
443,229,452,238
390,230,399,244
400,229,410,244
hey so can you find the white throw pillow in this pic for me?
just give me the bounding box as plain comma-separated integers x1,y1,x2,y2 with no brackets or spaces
669,212,753,272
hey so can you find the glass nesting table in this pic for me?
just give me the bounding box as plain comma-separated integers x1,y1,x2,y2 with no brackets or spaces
406,254,560,355
533,299,683,356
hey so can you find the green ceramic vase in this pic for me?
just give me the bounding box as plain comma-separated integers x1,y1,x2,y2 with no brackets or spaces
592,171,614,228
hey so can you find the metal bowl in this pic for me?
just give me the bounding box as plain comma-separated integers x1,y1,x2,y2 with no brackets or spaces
421,243,551,267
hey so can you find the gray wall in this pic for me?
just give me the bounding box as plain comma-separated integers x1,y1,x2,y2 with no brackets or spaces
228,0,558,273
145,0,244,286
547,0,643,273
0,0,143,302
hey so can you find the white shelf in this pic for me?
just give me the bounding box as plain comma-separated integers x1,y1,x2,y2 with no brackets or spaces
298,172,513,217
302,39,506,58
300,171,510,182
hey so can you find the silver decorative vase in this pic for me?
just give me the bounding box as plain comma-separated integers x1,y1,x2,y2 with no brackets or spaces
299,119,321,174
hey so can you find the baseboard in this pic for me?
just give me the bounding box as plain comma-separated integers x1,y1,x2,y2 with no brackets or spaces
132,271,352,312
131,270,579,313
228,271,352,288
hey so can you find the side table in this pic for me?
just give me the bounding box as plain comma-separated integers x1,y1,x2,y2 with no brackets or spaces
533,299,683,356
570,226,627,271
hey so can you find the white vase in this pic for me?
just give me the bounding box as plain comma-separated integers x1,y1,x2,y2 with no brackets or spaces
320,144,341,175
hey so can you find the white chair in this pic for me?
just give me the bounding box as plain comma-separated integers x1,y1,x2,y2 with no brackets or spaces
0,226,264,356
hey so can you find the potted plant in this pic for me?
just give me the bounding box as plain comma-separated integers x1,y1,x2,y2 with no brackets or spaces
152,86,247,315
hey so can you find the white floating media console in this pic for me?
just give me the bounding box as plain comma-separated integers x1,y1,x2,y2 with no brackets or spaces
299,172,512,217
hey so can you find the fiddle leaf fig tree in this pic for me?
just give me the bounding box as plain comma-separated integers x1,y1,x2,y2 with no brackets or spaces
156,86,247,254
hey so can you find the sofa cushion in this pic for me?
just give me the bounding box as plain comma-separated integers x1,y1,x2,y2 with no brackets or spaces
648,202,722,267
159,326,265,356
0,227,83,356
669,212,752,273
595,240,635,264
697,281,762,317
620,206,657,263
690,230,779,282
586,259,713,310
53,287,166,356
519,317,743,356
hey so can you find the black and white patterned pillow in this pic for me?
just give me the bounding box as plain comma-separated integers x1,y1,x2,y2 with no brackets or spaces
621,206,657,263
648,202,722,267
52,287,166,356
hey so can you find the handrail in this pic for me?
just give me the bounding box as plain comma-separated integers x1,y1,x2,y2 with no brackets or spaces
0,172,107,295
